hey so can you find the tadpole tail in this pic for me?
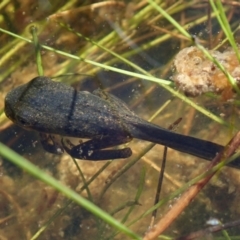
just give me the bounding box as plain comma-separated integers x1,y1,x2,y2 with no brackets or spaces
130,121,240,168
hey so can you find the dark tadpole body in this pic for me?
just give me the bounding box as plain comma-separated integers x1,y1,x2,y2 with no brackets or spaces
4,76,240,168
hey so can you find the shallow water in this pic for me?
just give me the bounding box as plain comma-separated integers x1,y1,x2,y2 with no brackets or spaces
1,1,240,239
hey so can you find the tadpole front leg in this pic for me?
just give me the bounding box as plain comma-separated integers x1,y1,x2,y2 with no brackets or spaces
39,133,64,154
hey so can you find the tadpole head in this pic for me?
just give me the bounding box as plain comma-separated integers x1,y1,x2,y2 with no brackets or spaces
4,101,14,122
4,87,20,122
4,83,33,128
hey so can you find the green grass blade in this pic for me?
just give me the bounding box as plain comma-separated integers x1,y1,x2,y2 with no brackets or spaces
0,142,141,240
0,27,231,127
148,0,191,39
30,26,44,76
210,0,240,62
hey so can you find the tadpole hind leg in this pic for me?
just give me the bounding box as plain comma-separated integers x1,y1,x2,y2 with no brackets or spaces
61,135,132,160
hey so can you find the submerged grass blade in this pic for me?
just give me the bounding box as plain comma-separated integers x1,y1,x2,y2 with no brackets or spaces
0,142,141,240
210,0,240,62
127,151,240,231
31,199,72,240
121,167,146,224
148,0,191,39
0,27,230,127
194,38,240,95
30,26,44,76
60,23,151,76
0,27,171,85
148,0,240,112
32,160,113,239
